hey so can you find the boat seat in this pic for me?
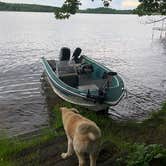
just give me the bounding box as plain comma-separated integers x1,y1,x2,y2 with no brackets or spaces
78,84,98,91
56,61,79,88
60,74,78,88
78,64,94,74
59,47,71,61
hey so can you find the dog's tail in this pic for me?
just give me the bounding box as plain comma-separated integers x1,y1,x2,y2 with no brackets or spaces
77,123,101,141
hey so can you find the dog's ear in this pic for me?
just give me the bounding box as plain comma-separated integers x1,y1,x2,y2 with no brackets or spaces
70,108,79,114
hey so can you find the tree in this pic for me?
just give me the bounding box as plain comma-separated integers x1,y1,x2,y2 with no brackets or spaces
55,0,112,19
135,0,166,16
55,0,166,19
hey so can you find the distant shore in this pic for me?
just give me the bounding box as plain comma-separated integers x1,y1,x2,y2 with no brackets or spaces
0,2,134,14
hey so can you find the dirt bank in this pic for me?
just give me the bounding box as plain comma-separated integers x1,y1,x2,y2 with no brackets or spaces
11,135,119,166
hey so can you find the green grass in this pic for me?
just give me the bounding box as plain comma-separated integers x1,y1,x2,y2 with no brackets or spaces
1,101,166,165
52,102,166,146
51,101,166,165
0,128,57,166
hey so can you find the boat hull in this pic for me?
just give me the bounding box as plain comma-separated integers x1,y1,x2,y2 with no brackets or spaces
41,55,125,110
44,72,109,111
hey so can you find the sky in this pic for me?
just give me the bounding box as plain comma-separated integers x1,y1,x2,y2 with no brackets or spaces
1,0,140,10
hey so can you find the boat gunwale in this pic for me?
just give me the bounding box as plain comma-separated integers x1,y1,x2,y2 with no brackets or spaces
46,74,96,106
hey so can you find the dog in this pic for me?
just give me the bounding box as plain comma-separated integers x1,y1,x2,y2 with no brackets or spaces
60,107,101,166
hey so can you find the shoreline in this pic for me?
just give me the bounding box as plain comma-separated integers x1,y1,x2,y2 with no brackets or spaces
0,11,135,16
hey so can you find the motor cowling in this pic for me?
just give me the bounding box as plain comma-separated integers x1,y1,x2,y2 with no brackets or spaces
59,47,71,61
72,47,82,63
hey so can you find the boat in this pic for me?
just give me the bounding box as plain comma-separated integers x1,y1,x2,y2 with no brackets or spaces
41,47,125,111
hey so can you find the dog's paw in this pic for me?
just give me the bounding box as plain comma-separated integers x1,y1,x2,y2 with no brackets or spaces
61,153,68,159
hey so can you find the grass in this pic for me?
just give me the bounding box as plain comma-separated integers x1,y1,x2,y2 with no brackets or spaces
0,101,166,165
0,128,57,166
51,101,166,165
52,102,166,146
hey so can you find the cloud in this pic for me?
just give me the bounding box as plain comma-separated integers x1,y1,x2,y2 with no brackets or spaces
80,0,103,9
121,0,139,9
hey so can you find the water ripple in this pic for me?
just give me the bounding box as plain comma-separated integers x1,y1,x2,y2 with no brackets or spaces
0,12,166,136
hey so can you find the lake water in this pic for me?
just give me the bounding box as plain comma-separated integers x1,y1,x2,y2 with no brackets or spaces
0,12,166,136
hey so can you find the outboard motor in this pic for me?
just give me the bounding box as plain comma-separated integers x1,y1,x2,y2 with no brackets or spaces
59,47,71,61
72,47,82,63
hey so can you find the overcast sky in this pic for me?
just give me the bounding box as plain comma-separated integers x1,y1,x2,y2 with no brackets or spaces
1,0,139,9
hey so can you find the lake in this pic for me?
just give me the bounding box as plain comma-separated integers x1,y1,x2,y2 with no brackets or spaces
0,12,166,136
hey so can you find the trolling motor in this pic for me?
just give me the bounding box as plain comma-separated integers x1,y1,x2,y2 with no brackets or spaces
102,71,117,79
98,71,117,102
86,71,117,103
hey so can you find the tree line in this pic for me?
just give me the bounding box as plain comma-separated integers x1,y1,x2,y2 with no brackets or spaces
0,1,133,15
79,7,133,14
0,2,58,12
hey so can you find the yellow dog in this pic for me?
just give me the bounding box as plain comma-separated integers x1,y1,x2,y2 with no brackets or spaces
60,107,101,166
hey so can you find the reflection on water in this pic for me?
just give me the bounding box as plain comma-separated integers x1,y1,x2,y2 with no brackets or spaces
0,12,166,136
0,63,48,136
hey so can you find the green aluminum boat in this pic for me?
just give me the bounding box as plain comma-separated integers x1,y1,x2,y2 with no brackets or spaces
41,47,125,111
